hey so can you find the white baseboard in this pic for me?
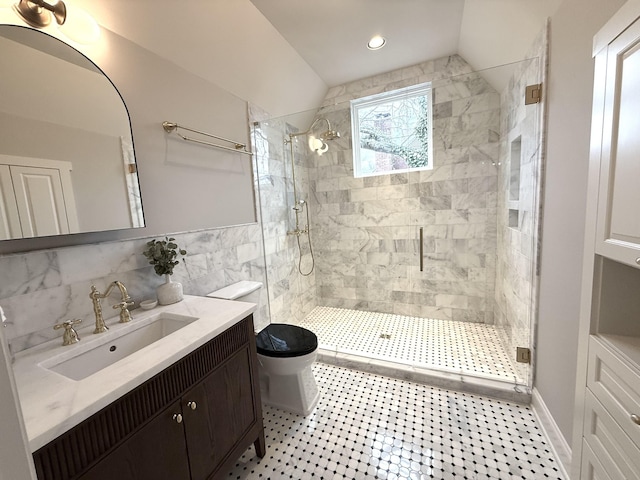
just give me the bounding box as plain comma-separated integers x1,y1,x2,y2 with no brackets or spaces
531,388,572,478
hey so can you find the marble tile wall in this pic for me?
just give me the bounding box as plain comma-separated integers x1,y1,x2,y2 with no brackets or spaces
494,27,547,383
0,223,270,354
250,106,317,325
306,55,501,322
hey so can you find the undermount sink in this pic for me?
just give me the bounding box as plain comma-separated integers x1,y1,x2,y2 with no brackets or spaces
41,312,198,381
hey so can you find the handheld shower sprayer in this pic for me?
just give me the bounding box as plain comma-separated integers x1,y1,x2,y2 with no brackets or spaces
285,117,340,276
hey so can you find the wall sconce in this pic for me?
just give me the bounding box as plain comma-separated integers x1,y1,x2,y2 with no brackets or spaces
10,0,100,44
12,0,65,28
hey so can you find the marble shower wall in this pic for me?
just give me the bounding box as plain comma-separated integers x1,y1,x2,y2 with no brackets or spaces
307,55,501,322
0,223,270,354
250,107,317,325
494,28,547,383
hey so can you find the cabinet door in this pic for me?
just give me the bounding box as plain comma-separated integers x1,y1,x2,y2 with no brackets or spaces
596,17,640,267
182,347,257,480
581,440,615,480
77,400,191,480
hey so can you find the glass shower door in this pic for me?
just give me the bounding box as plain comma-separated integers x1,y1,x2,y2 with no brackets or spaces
406,57,544,390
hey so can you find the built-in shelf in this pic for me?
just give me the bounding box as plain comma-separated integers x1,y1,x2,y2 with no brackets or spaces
509,209,519,228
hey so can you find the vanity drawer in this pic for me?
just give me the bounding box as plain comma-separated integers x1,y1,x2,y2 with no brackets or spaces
587,336,640,446
583,389,640,479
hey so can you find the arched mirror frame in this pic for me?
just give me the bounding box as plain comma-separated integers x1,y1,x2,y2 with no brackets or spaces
0,24,144,251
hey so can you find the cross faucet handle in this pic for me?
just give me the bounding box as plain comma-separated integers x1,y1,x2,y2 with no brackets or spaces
113,300,134,323
53,319,82,346
113,299,134,309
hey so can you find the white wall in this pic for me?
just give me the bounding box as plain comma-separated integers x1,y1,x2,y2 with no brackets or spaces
459,0,562,69
72,0,329,118
458,0,562,90
536,0,625,442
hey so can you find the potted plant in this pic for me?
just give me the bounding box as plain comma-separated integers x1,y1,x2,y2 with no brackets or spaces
143,237,187,305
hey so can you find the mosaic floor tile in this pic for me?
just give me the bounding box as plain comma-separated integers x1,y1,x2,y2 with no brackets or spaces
296,307,522,383
227,364,564,479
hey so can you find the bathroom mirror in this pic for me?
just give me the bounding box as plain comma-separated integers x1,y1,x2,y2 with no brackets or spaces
0,25,144,241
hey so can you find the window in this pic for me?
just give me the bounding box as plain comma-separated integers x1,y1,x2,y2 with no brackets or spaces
351,82,433,178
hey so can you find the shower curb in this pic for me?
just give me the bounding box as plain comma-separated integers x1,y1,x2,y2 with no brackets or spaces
317,348,532,405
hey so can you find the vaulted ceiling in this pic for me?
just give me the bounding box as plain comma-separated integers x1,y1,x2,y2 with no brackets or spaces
66,0,562,115
249,0,466,87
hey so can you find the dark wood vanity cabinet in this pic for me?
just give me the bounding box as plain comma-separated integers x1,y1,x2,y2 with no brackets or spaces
74,399,192,480
33,315,265,480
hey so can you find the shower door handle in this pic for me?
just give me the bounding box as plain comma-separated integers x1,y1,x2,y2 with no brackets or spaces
419,227,424,272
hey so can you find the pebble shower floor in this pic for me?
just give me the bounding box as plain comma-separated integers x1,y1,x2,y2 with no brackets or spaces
227,364,564,479
297,307,521,382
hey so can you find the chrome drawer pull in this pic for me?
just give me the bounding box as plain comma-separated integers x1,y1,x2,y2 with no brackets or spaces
187,401,197,410
632,414,640,425
173,413,183,424
636,258,640,265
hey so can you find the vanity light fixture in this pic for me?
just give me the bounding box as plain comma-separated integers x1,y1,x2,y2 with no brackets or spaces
11,0,100,44
367,34,386,50
58,7,100,44
12,0,66,28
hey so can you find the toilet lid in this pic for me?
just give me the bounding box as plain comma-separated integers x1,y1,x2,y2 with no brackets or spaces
255,324,318,358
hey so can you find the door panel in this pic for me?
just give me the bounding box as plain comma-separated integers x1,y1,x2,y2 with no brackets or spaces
10,165,69,237
183,347,256,480
77,400,191,480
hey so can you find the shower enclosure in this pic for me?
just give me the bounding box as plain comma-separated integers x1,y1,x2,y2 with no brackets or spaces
251,51,545,398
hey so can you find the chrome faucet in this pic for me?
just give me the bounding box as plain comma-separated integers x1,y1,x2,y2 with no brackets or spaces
90,281,134,333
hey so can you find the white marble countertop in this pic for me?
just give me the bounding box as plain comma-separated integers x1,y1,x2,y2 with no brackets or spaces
11,295,256,452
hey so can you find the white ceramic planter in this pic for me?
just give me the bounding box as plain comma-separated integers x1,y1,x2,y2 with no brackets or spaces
156,274,183,305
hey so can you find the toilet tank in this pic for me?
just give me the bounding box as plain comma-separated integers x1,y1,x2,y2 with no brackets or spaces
207,281,262,305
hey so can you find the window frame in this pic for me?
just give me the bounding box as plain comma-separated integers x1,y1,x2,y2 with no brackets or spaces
350,82,433,178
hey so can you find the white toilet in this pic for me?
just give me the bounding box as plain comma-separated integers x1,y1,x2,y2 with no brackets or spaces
207,281,320,416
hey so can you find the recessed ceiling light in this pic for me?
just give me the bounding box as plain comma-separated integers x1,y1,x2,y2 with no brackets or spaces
367,35,386,50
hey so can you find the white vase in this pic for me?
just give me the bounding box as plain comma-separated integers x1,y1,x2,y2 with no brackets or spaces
156,274,183,305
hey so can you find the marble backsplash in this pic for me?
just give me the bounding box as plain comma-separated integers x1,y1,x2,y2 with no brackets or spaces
0,223,270,354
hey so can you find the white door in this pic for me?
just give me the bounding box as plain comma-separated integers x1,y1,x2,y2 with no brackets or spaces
10,165,71,238
0,165,21,240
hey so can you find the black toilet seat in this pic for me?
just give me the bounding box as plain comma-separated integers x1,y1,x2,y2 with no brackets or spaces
255,324,318,358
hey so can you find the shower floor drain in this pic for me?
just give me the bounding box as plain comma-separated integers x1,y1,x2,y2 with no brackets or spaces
379,333,391,339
